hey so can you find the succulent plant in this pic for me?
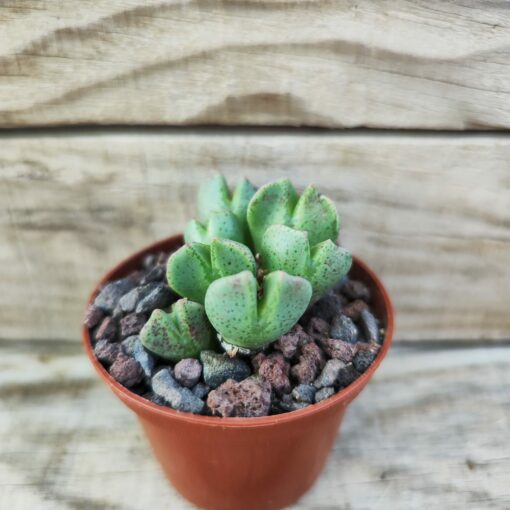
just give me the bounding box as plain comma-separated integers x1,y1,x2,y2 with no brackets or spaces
140,299,214,361
144,175,351,360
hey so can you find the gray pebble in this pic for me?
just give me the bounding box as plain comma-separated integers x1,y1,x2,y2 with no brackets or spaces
291,384,316,404
121,335,139,356
135,283,173,314
353,350,377,373
315,386,335,403
337,363,361,388
174,358,202,388
192,383,210,399
94,278,134,313
151,369,204,414
132,338,156,379
200,351,251,389
360,309,380,344
119,287,142,314
278,393,310,412
314,359,346,389
330,314,359,344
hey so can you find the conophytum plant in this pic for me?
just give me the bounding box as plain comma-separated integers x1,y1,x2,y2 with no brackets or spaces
140,176,352,359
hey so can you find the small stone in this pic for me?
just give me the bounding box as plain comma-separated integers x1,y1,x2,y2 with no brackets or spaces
109,353,144,387
132,339,156,379
291,384,316,404
192,383,210,399
353,350,377,373
136,283,174,314
277,393,310,412
360,309,381,344
142,253,157,269
121,335,139,355
156,251,169,266
200,351,251,389
301,342,326,371
355,341,381,355
341,280,371,302
84,304,104,329
127,270,145,286
207,378,271,417
258,353,291,394
330,314,359,344
140,265,165,285
318,338,355,363
314,359,346,389
94,278,134,313
275,324,310,359
306,317,330,340
120,313,146,338
308,291,345,323
251,352,267,372
174,358,202,388
94,316,118,343
151,368,204,414
315,386,335,403
94,339,121,366
143,391,166,406
118,287,142,314
342,299,369,322
337,363,361,388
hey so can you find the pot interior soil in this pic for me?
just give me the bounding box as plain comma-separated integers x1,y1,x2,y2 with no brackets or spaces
84,240,386,418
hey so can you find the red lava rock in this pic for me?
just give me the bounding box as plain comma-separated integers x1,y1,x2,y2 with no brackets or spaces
318,338,355,363
174,358,203,388
207,378,272,418
251,352,267,372
341,280,371,302
258,353,291,394
109,353,144,387
306,317,330,340
301,342,326,371
94,339,121,366
342,299,369,321
94,316,118,343
120,313,146,338
355,341,381,355
84,304,104,329
275,324,310,359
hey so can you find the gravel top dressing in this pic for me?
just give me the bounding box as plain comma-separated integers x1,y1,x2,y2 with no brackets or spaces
85,248,385,418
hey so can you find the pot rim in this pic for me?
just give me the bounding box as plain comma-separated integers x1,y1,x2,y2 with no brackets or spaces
83,234,394,429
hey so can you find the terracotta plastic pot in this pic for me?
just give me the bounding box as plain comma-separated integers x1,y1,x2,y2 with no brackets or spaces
83,234,394,510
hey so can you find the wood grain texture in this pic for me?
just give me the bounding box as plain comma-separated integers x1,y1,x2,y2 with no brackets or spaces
1,131,510,343
1,342,509,509
2,1,510,128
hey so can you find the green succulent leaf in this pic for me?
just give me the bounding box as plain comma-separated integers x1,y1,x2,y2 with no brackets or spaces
197,174,256,229
261,224,351,301
184,210,246,245
204,270,312,350
140,299,214,361
247,179,340,252
197,174,231,222
292,185,340,247
167,239,256,303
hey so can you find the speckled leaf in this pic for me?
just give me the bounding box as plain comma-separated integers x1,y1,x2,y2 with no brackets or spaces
184,210,246,244
166,243,213,303
309,240,352,301
197,174,230,222
204,270,312,349
140,300,214,361
230,178,256,230
210,238,256,278
167,240,256,303
247,178,298,252
261,224,351,301
291,185,340,246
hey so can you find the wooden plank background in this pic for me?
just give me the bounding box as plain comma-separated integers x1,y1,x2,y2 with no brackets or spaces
2,1,510,129
1,2,510,509
1,131,509,343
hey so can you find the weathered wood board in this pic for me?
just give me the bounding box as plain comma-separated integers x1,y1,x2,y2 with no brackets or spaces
1,342,509,509
1,132,509,343
1,1,510,128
